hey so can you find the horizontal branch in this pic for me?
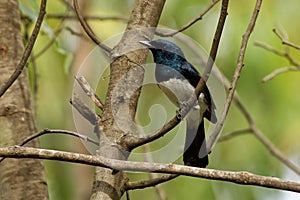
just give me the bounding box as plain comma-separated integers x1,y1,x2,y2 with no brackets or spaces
218,128,252,142
0,146,300,193
125,174,178,191
46,13,128,21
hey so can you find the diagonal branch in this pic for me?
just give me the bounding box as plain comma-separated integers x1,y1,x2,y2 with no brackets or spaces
75,76,104,110
0,146,300,193
73,0,111,55
156,0,221,37
273,28,300,51
207,0,263,151
0,0,47,97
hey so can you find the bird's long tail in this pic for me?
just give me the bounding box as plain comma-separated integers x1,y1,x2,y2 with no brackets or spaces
183,118,208,168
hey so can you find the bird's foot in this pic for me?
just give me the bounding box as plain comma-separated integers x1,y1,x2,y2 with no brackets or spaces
176,101,189,121
176,109,183,121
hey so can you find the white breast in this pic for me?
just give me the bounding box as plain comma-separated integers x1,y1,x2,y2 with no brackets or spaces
158,78,208,116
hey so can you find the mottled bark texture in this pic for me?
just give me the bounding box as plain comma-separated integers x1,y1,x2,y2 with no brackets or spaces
90,0,165,199
0,1,48,199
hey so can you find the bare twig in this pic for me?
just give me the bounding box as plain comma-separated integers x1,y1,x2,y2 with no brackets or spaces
70,95,100,125
254,41,299,66
75,76,104,110
262,66,300,82
254,27,300,82
0,0,47,97
273,28,300,51
65,26,90,40
70,95,101,138
20,129,99,146
0,129,98,163
73,0,111,55
218,128,252,142
207,0,263,151
1,146,300,193
34,27,64,58
125,174,178,191
47,13,128,22
156,0,221,37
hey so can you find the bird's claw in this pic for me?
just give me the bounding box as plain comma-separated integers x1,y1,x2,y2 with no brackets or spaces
176,109,183,121
176,101,189,120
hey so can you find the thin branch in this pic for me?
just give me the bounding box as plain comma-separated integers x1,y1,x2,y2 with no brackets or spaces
125,174,178,191
0,0,47,97
250,120,300,176
273,28,300,51
254,41,299,66
218,128,252,142
34,27,64,59
156,0,221,37
0,129,98,163
70,95,100,138
262,66,300,82
70,95,100,124
254,27,300,82
73,0,111,55
21,129,98,146
75,76,104,110
65,26,90,40
1,146,300,193
207,0,263,151
47,13,128,22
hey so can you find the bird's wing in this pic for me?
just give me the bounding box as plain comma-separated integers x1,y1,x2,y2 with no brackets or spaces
180,61,217,123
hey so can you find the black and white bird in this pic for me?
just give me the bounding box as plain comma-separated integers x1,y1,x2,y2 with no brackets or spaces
140,39,217,167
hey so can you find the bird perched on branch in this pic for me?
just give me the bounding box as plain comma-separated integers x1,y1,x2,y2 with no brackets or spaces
140,39,217,168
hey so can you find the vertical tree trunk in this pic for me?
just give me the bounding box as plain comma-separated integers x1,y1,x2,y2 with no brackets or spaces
90,0,165,199
0,1,48,199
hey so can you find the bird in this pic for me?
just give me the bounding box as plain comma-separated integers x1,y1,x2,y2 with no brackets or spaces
139,39,217,168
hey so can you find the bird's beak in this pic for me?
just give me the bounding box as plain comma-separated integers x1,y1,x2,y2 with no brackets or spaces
139,40,154,48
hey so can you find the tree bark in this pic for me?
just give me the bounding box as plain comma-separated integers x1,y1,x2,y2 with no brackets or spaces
90,0,165,199
0,1,48,199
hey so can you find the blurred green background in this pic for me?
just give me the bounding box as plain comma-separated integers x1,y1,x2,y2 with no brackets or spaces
20,0,300,199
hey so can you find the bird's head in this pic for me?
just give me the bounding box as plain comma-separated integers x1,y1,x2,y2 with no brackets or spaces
139,39,186,65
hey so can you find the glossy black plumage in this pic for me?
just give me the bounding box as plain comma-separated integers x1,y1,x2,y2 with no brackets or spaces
140,39,216,167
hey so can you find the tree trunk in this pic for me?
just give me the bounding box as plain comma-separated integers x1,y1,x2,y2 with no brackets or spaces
90,0,165,199
0,1,48,199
